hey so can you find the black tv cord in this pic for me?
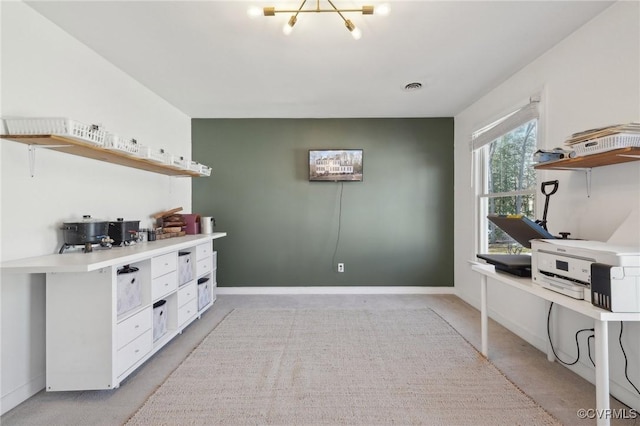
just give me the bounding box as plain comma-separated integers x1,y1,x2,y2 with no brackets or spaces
331,182,344,272
619,321,640,396
547,302,594,366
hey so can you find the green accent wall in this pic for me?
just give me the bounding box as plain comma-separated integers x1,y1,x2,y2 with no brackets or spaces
192,118,454,287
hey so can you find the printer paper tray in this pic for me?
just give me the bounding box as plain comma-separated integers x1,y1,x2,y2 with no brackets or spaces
537,275,586,299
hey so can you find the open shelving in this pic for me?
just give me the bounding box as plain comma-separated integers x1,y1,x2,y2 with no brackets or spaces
534,147,640,170
1,134,207,177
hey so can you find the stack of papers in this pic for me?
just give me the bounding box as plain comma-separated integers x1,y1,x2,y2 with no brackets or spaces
565,123,640,146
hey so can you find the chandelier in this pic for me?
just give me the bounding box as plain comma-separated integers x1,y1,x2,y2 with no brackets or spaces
249,0,390,39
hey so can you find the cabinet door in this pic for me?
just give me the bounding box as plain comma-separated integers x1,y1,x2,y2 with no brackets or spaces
117,330,153,377
151,270,178,301
151,252,177,278
195,242,212,261
117,308,152,350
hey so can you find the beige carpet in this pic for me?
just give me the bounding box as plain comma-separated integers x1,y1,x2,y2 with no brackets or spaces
126,309,559,425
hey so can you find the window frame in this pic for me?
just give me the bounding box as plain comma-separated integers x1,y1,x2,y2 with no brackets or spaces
472,96,542,255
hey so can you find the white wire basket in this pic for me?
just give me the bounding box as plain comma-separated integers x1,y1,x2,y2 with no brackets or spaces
169,155,190,169
3,117,106,146
104,133,140,154
189,162,211,176
571,133,640,156
135,145,170,163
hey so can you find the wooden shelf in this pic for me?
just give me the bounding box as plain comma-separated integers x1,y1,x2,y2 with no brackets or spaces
1,134,206,177
534,147,640,170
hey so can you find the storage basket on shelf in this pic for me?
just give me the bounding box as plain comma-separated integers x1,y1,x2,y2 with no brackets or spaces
104,133,140,154
570,133,640,157
116,265,141,316
197,277,212,310
178,251,192,286
169,155,190,170
135,145,170,163
153,300,168,342
189,161,212,176
2,117,106,146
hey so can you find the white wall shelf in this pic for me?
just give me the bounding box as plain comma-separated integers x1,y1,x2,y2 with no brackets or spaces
534,147,640,170
1,134,209,177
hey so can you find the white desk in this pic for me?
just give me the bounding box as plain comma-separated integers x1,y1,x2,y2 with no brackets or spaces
471,263,640,426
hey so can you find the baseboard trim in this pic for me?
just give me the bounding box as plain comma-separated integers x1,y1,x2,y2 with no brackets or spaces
1,374,45,415
216,286,456,295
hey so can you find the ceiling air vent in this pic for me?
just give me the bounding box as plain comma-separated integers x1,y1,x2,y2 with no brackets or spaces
404,82,422,91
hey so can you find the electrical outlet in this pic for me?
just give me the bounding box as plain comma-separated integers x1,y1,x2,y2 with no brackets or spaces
338,263,345,273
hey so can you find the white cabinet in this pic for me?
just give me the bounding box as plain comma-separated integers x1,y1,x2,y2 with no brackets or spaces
7,234,227,391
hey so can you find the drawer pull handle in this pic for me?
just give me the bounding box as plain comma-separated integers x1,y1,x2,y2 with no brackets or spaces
134,325,139,329
164,283,169,287
134,349,139,353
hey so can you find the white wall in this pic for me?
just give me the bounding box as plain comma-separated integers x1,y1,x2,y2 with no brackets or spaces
0,2,193,413
455,1,640,410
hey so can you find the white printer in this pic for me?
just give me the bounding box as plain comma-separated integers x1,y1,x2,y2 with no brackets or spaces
532,239,640,312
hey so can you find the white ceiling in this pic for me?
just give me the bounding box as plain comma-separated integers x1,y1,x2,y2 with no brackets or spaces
26,0,613,118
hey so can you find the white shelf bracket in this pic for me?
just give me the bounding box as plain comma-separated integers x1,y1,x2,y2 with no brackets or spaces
27,144,72,177
585,169,592,198
28,145,36,177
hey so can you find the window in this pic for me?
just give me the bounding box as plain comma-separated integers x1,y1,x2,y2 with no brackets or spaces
473,99,540,254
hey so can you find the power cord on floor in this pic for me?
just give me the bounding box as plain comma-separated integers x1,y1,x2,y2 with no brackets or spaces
547,302,594,366
619,321,640,396
548,305,640,397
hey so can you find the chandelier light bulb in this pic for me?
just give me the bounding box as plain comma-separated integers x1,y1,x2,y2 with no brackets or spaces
345,20,362,40
374,3,390,16
351,26,362,40
247,6,262,18
283,15,297,35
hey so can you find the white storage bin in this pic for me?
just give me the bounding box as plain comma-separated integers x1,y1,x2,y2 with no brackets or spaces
152,299,168,342
178,251,193,286
571,133,640,156
104,133,140,154
189,162,212,176
135,145,170,163
169,155,190,170
197,277,212,311
117,265,141,316
3,117,106,146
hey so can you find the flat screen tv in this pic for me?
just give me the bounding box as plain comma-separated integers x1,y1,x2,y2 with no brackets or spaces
309,149,363,182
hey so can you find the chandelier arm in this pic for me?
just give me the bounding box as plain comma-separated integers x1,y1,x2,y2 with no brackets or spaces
326,0,349,22
294,0,308,17
268,8,367,14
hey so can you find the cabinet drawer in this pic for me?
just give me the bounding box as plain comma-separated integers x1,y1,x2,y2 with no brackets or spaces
151,253,177,278
151,270,178,301
177,281,197,307
177,297,198,326
117,330,152,377
196,256,213,277
195,243,211,261
117,308,152,350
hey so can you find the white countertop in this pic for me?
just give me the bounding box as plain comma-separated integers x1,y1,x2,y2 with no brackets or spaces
1,233,227,274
